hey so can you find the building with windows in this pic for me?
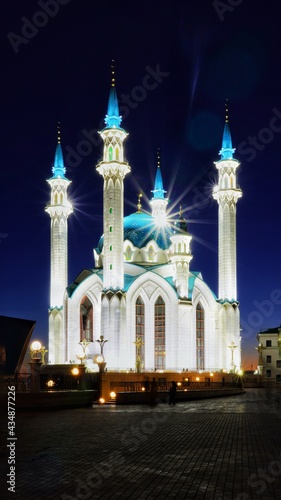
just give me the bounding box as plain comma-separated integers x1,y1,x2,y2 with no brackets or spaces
257,328,281,384
46,76,242,372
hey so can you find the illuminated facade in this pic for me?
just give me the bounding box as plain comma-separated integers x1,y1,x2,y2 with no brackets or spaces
47,81,242,372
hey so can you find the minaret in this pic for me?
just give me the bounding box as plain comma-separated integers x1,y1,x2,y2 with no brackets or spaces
170,207,193,300
45,124,73,363
150,149,168,226
96,62,130,289
213,103,242,301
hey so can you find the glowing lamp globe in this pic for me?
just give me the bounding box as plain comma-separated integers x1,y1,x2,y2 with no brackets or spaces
31,341,42,352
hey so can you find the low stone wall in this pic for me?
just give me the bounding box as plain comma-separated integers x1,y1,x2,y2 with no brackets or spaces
115,388,245,405
0,389,97,411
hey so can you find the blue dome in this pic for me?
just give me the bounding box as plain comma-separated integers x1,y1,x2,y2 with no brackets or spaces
96,211,174,253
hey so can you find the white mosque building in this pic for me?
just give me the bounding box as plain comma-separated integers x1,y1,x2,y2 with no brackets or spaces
46,76,242,372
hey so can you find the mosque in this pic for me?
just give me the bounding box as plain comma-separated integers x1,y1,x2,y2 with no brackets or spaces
46,75,242,373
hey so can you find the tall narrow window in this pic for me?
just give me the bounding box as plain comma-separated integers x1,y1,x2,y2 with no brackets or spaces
108,146,113,161
135,297,145,368
196,302,204,370
80,296,93,342
155,296,165,370
109,226,113,232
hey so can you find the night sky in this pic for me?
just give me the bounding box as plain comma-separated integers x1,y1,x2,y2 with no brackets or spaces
1,0,281,370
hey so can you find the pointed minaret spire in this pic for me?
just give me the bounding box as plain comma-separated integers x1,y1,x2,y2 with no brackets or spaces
111,59,115,87
151,149,167,200
219,100,235,160
52,122,66,179
104,60,122,129
57,121,61,143
150,149,168,224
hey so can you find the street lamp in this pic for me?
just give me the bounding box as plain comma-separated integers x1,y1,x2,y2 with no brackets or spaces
95,336,108,373
29,340,43,392
76,339,90,364
228,341,237,373
133,337,144,373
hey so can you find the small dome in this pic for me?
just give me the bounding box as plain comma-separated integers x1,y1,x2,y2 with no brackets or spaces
174,213,188,233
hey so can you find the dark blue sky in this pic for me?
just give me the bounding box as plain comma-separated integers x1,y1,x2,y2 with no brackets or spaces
1,0,281,369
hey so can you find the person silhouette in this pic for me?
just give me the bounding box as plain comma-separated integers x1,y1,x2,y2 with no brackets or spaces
169,381,177,405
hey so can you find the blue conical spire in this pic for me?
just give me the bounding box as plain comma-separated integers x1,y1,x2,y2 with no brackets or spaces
151,149,167,200
219,100,235,160
104,60,122,129
52,123,66,178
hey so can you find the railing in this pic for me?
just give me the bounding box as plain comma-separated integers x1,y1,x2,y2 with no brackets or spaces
110,380,242,392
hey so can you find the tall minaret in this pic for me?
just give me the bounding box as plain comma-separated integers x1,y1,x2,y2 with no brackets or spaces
170,207,193,300
150,149,168,226
45,124,73,363
96,63,130,290
213,103,242,302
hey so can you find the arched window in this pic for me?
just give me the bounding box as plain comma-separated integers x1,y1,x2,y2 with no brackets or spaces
59,193,63,204
196,302,204,370
135,297,145,368
80,296,93,342
155,296,165,370
108,146,113,161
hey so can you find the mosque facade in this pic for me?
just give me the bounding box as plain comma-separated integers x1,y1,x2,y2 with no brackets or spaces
46,79,242,373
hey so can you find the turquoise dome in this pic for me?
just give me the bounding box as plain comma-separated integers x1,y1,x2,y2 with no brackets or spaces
96,211,174,253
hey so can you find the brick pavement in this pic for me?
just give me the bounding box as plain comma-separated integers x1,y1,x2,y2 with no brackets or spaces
1,388,281,499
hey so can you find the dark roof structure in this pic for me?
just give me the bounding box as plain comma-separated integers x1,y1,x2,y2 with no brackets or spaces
0,315,36,374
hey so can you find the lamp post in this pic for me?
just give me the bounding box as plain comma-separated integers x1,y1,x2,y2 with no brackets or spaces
28,340,42,392
133,337,144,373
76,338,90,364
95,336,108,373
95,336,108,402
255,343,265,375
228,341,237,373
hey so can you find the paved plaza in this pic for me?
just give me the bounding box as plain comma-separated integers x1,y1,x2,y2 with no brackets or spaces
1,388,281,499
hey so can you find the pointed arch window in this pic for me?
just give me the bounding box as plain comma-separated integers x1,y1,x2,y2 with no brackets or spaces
155,296,165,370
196,302,204,370
108,146,113,161
135,297,145,368
80,296,93,342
